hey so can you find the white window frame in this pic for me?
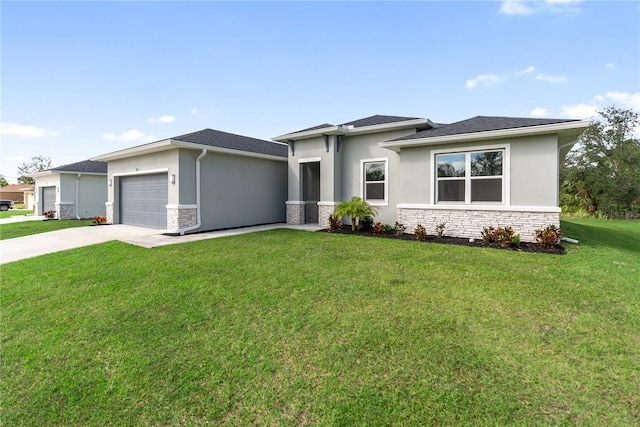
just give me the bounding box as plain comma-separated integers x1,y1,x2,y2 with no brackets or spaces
360,157,389,206
431,144,510,206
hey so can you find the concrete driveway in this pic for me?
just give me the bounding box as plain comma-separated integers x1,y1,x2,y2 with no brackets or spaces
0,222,323,264
0,225,160,264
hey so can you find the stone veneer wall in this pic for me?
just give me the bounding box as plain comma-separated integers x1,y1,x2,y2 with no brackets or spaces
167,206,197,232
317,203,337,229
56,202,75,220
397,207,560,243
105,202,114,224
286,202,305,225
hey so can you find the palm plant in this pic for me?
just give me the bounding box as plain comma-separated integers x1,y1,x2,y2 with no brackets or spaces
333,196,379,231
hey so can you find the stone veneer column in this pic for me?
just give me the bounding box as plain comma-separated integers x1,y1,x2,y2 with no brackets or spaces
166,205,198,232
317,202,337,229
56,202,74,220
286,201,305,225
396,207,560,243
105,202,114,224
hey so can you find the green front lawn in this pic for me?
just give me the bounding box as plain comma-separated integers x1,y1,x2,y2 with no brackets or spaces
1,219,639,425
0,219,91,240
0,209,34,219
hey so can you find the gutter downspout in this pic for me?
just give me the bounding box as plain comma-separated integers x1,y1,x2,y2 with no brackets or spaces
171,149,207,235
75,173,81,220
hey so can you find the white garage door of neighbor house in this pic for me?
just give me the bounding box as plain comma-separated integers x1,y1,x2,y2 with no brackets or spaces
119,173,168,229
42,186,56,213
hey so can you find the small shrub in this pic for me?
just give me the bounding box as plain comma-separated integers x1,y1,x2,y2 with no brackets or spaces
372,221,385,234
358,215,374,232
44,210,56,220
534,224,563,246
93,215,107,224
436,223,446,238
414,224,427,241
383,224,393,233
328,214,342,232
394,222,406,237
511,234,521,246
481,226,519,248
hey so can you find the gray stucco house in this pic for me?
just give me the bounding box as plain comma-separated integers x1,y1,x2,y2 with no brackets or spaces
91,129,288,233
31,160,108,219
273,114,589,242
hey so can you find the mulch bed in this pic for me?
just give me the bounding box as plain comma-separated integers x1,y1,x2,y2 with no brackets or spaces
321,227,566,255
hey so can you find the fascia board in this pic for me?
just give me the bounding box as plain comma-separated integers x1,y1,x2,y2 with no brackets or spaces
347,118,429,136
55,171,107,176
378,121,590,150
90,139,173,161
272,126,341,142
170,141,288,162
272,118,430,142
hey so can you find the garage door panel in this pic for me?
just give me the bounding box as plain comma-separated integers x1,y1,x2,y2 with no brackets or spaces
42,186,56,213
119,174,168,229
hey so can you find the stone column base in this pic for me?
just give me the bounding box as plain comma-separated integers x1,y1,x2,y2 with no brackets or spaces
286,201,305,225
166,205,198,232
106,202,114,224
317,202,338,229
56,202,75,220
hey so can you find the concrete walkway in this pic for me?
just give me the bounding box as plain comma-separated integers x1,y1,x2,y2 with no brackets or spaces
0,222,323,264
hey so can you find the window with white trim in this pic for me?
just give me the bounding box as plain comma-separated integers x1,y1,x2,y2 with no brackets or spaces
436,150,503,203
363,160,387,203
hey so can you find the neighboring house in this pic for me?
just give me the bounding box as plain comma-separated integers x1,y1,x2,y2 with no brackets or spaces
273,114,589,242
0,183,35,205
30,160,108,219
91,128,288,233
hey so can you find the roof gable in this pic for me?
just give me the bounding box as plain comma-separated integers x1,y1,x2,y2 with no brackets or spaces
172,129,287,158
340,115,423,128
51,160,108,174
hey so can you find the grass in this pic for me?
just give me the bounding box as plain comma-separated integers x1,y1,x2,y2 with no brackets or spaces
0,219,91,240
0,209,34,219
1,218,639,425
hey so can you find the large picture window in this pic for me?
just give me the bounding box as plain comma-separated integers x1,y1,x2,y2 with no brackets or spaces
436,150,503,203
362,159,387,204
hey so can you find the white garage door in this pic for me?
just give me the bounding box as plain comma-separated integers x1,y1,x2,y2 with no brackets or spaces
42,186,56,213
119,174,168,229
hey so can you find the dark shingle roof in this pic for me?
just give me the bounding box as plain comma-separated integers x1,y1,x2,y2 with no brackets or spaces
291,123,335,134
51,160,107,174
341,114,422,128
392,116,580,141
285,115,423,136
172,128,287,157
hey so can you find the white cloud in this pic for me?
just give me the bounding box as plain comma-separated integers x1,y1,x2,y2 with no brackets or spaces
190,108,198,115
147,115,175,124
466,74,500,89
0,122,60,138
500,0,536,15
605,62,616,70
536,74,567,83
560,103,598,119
605,91,640,110
500,0,581,16
530,108,548,117
101,129,156,143
519,65,536,74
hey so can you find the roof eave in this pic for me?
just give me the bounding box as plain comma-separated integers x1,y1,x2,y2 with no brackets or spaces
378,120,591,151
90,139,174,161
273,118,431,142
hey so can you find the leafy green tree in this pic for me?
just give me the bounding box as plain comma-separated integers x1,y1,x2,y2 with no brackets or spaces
561,106,640,216
0,175,9,187
17,156,53,184
334,196,379,231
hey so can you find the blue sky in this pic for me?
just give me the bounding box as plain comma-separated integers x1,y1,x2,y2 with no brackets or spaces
1,0,638,182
